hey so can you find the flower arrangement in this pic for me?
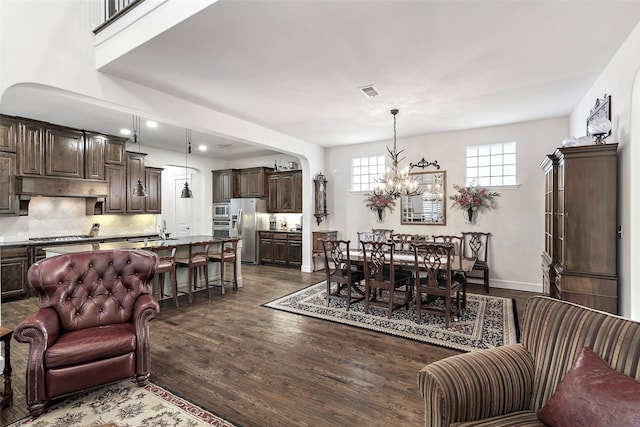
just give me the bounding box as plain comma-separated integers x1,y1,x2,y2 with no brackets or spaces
450,184,500,211
364,191,396,212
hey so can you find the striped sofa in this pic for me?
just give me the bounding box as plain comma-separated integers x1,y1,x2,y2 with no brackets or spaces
418,296,640,426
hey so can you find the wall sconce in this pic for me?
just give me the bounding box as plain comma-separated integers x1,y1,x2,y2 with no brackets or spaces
314,173,328,225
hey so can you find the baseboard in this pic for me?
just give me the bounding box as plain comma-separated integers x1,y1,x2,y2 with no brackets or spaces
485,279,543,293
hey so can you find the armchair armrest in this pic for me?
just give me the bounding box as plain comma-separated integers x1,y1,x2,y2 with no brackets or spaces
418,344,534,426
14,307,61,406
133,293,160,379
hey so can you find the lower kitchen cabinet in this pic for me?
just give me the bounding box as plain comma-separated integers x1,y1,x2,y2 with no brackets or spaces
0,246,30,299
258,231,302,267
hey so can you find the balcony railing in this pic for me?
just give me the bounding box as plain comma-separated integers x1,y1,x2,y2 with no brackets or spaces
94,0,143,34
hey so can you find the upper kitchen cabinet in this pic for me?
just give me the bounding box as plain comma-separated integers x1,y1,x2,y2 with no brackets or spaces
0,116,18,152
85,133,105,181
212,169,239,202
126,152,146,213
18,120,45,176
268,170,302,213
0,152,17,215
104,164,126,214
239,167,272,198
105,137,125,165
145,167,163,213
45,126,85,178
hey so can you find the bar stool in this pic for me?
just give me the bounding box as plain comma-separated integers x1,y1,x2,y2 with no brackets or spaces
150,244,179,307
208,238,239,294
175,240,212,302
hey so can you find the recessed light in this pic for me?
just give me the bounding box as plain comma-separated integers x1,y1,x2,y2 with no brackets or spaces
146,121,158,128
120,129,131,135
198,145,207,151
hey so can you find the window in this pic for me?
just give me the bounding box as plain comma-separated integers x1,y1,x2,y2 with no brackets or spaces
466,142,516,186
352,155,385,192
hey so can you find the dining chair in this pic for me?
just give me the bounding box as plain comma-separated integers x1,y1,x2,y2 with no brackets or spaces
208,238,240,295
321,239,365,310
356,231,375,250
150,243,179,307
371,228,393,242
390,233,419,254
175,240,212,302
432,235,468,308
361,241,412,318
411,242,462,327
461,232,491,293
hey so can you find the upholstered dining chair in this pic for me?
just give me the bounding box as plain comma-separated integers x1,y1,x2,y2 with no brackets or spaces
461,231,491,293
411,242,462,327
175,240,212,302
208,238,240,295
14,249,160,417
361,241,412,318
371,228,393,242
150,243,179,307
321,239,365,310
432,235,468,308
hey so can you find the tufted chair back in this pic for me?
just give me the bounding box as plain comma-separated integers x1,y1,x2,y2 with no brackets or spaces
29,249,157,331
15,249,160,417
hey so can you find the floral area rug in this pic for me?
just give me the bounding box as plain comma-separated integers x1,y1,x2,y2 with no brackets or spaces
264,281,519,352
8,380,236,427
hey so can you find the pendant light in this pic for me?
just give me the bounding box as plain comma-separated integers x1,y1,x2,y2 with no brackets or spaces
375,109,422,199
132,114,148,197
180,128,194,198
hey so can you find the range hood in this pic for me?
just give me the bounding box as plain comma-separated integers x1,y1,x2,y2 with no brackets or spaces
16,176,108,198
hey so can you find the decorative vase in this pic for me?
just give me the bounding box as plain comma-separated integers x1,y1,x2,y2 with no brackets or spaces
465,207,477,224
376,208,385,222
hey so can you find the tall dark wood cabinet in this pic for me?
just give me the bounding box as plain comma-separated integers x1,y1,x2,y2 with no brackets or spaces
540,144,618,314
212,169,239,202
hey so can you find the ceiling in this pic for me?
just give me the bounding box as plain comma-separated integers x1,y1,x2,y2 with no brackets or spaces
3,1,640,159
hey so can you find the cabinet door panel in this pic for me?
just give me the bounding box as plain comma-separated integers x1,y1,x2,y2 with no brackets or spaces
105,138,125,165
45,127,84,178
1,253,29,299
126,153,145,213
18,122,45,175
0,152,16,214
85,134,105,180
105,164,126,213
145,167,162,213
0,117,18,152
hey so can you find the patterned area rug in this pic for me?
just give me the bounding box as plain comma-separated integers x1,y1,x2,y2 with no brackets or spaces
264,281,519,352
8,380,236,427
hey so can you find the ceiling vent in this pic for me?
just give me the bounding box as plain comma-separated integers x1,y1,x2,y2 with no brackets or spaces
359,85,380,98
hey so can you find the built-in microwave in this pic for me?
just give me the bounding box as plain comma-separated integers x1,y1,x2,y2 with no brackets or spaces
213,203,230,219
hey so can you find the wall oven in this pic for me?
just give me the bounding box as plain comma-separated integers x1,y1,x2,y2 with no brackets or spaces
212,219,231,238
213,203,230,220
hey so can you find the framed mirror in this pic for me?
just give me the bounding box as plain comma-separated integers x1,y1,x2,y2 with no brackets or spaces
400,171,446,225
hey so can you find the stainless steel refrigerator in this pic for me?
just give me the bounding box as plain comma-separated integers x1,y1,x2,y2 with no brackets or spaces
229,198,267,264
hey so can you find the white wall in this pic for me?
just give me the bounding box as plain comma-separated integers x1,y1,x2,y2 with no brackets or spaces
568,20,640,320
324,117,567,292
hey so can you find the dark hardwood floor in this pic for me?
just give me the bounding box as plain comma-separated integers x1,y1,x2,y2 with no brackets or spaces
1,264,537,426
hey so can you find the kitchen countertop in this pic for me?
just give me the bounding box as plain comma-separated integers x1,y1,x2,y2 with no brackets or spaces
0,233,160,249
43,235,236,255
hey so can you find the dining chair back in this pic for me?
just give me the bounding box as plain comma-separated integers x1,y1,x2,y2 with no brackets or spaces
412,242,462,327
208,238,240,294
150,244,179,307
390,233,419,254
371,228,393,242
361,241,412,318
356,231,375,250
321,239,364,310
175,240,212,302
432,235,468,307
461,231,491,293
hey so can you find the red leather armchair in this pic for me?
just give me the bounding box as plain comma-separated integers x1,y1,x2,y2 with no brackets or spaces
14,249,160,416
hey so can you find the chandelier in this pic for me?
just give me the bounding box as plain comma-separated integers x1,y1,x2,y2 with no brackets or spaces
374,109,423,199
180,128,194,198
131,114,148,197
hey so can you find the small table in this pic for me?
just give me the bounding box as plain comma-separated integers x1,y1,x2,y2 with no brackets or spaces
0,326,13,410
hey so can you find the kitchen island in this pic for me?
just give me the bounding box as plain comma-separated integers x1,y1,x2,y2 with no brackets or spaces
44,235,244,294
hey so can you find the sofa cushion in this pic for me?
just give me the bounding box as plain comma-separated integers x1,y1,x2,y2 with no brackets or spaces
537,347,640,427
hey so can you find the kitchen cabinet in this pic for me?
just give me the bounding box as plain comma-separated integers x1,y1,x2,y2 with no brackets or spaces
18,121,45,176
239,167,272,198
105,137,125,165
0,116,18,152
258,231,302,267
311,230,337,271
126,152,146,213
85,133,105,180
267,170,302,213
0,246,30,300
212,169,239,202
105,164,126,214
45,126,85,178
540,144,618,314
0,152,17,215
145,167,163,214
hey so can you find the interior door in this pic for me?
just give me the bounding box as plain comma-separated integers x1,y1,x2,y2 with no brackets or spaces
175,175,192,237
